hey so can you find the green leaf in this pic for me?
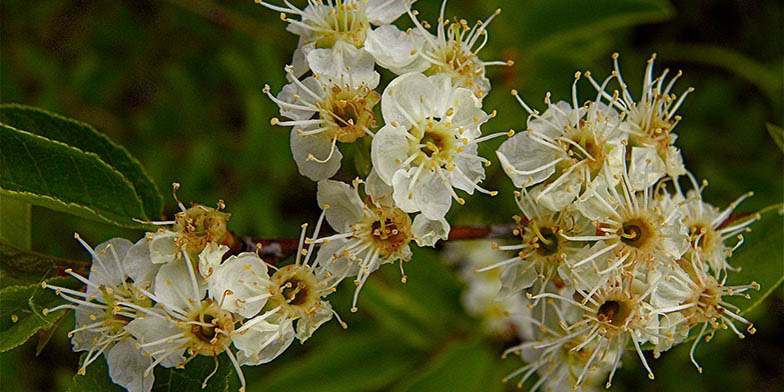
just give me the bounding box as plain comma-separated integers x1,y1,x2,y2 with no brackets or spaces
253,333,419,392
0,241,87,289
392,338,497,392
0,196,31,250
152,354,239,392
727,210,784,315
766,123,784,153
0,104,163,220
0,276,79,352
69,354,126,392
0,122,151,229
516,0,674,54
655,45,782,104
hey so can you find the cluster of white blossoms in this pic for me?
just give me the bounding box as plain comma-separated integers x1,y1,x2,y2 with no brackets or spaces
43,1,766,390
44,196,347,392
260,0,513,309
487,54,761,390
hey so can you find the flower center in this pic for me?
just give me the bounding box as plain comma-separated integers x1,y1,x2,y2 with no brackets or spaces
320,87,379,143
619,218,653,249
408,120,458,167
313,3,369,49
173,205,230,257
596,299,632,328
366,207,412,258
270,265,323,319
534,228,559,256
185,300,234,355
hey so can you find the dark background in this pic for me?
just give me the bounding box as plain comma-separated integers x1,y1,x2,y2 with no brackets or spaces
1,0,782,391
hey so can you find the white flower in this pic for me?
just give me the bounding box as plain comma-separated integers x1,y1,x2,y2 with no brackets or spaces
371,72,503,220
256,0,410,76
570,169,689,277
124,251,248,390
43,235,156,392
496,78,627,211
481,189,589,298
366,1,511,98
503,292,619,391
208,251,272,318
591,53,692,179
313,172,449,310
674,173,758,274
266,43,381,181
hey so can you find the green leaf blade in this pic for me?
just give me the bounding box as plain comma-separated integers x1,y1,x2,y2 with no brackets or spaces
0,123,149,228
0,276,79,352
0,104,163,220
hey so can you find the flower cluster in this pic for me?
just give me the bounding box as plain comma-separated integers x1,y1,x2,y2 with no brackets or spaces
260,0,513,309
44,196,345,392
490,54,761,390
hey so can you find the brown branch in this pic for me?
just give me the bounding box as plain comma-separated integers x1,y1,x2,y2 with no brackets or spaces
230,224,518,263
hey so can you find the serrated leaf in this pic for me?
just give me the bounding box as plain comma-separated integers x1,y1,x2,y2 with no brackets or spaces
69,353,126,392
152,354,239,392
0,104,163,220
0,276,79,352
253,333,419,392
517,0,673,54
727,211,784,315
0,241,87,289
766,123,784,153
0,196,31,250
392,338,495,392
0,123,151,229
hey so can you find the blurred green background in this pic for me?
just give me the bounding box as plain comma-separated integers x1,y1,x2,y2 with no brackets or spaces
1,0,782,391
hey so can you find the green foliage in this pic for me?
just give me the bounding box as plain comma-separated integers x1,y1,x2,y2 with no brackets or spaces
0,196,31,249
151,355,239,392
0,275,78,352
69,355,126,392
767,123,784,153
513,0,674,54
0,104,162,229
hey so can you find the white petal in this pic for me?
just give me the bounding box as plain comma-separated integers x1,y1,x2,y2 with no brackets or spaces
496,132,559,188
365,0,409,25
290,128,343,181
307,42,380,89
498,262,537,298
209,252,270,318
411,214,450,247
197,242,229,279
314,237,360,281
125,316,185,368
124,238,158,288
106,339,154,392
381,73,438,128
448,144,485,194
392,168,452,220
235,315,295,366
370,124,410,184
154,260,206,311
86,238,132,296
71,305,103,352
628,146,666,191
366,168,394,206
276,76,322,120
531,169,583,212
148,231,178,265
295,302,333,343
364,25,430,74
665,145,686,178
317,180,364,233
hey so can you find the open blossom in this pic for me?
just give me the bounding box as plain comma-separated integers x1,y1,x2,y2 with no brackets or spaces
43,235,160,392
503,290,619,391
371,72,504,220
365,0,512,98
588,53,691,179
313,171,449,311
672,173,758,275
266,42,381,180
256,0,410,76
481,189,589,299
496,74,628,211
